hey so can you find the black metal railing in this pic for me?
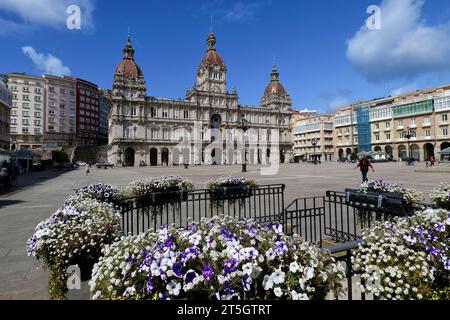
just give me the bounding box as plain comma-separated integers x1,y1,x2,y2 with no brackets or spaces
117,184,285,235
283,190,433,245
325,240,376,300
282,196,325,245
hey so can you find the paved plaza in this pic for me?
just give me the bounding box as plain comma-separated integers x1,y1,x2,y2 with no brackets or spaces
0,162,447,299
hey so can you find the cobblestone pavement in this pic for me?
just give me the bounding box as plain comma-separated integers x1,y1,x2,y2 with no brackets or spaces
0,162,446,299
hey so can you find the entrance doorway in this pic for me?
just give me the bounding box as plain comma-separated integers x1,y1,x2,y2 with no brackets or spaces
150,148,158,166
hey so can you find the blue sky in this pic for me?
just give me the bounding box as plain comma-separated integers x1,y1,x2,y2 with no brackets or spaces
2,0,450,113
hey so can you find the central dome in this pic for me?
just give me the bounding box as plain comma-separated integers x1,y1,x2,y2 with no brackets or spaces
115,36,144,80
199,31,226,68
115,59,143,79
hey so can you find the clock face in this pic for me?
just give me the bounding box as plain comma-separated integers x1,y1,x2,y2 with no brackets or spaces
214,65,220,71
211,114,222,128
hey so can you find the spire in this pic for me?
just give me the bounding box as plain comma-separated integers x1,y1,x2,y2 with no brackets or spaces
123,34,135,60
207,31,216,51
210,14,213,33
271,64,279,81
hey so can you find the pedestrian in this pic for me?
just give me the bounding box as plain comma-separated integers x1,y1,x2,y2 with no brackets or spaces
85,164,90,176
355,155,374,183
430,155,435,167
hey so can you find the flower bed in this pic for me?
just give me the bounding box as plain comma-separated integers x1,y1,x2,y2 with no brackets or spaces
123,176,194,205
27,176,195,300
27,199,122,299
358,180,424,206
430,183,450,210
352,208,450,300
65,183,122,206
206,176,257,201
347,180,425,218
89,215,345,300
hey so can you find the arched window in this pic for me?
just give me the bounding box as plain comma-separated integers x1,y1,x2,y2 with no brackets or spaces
126,123,133,139
163,128,170,140
151,127,159,140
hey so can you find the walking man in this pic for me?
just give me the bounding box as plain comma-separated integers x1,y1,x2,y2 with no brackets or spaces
355,155,374,183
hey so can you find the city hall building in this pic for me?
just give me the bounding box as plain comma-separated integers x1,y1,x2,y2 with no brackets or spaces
107,32,293,166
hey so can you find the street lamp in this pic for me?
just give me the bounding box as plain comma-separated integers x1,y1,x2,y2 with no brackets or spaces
118,149,123,166
239,114,250,172
403,128,413,164
311,137,319,165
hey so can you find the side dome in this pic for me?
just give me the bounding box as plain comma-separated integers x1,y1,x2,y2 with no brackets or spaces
263,65,287,97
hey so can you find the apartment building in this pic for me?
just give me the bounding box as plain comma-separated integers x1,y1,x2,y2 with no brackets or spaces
99,89,111,144
333,84,450,161
76,78,100,146
0,81,12,154
290,108,318,128
293,114,334,162
5,73,45,150
42,75,77,148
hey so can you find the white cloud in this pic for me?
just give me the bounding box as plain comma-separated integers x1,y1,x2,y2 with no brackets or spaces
391,83,418,96
223,1,270,22
346,0,450,82
328,97,350,112
22,46,71,76
0,0,95,34
0,17,29,36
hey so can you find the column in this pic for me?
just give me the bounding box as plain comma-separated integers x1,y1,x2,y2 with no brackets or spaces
418,144,424,162
157,148,162,166
168,148,174,166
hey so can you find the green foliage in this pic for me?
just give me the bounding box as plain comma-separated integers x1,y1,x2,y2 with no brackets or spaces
48,258,68,300
52,149,69,164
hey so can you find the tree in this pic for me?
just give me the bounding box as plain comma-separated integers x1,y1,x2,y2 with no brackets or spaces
52,149,69,166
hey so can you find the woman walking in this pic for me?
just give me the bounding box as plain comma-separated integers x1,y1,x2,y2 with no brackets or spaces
355,155,374,183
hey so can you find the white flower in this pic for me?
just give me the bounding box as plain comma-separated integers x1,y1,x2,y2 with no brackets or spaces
274,287,283,297
289,261,300,273
166,281,181,296
265,249,276,261
263,275,274,290
304,267,315,280
189,233,202,246
272,269,285,284
123,286,136,297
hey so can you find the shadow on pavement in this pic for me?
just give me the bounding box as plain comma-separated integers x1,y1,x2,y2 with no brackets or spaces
0,168,75,197
0,199,25,208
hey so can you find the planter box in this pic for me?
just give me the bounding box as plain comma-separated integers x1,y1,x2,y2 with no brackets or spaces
210,185,253,201
136,190,189,207
345,189,410,216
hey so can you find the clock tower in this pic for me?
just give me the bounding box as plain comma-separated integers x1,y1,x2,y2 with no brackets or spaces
196,31,227,94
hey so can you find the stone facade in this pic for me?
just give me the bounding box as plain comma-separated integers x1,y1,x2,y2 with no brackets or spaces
108,33,293,166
